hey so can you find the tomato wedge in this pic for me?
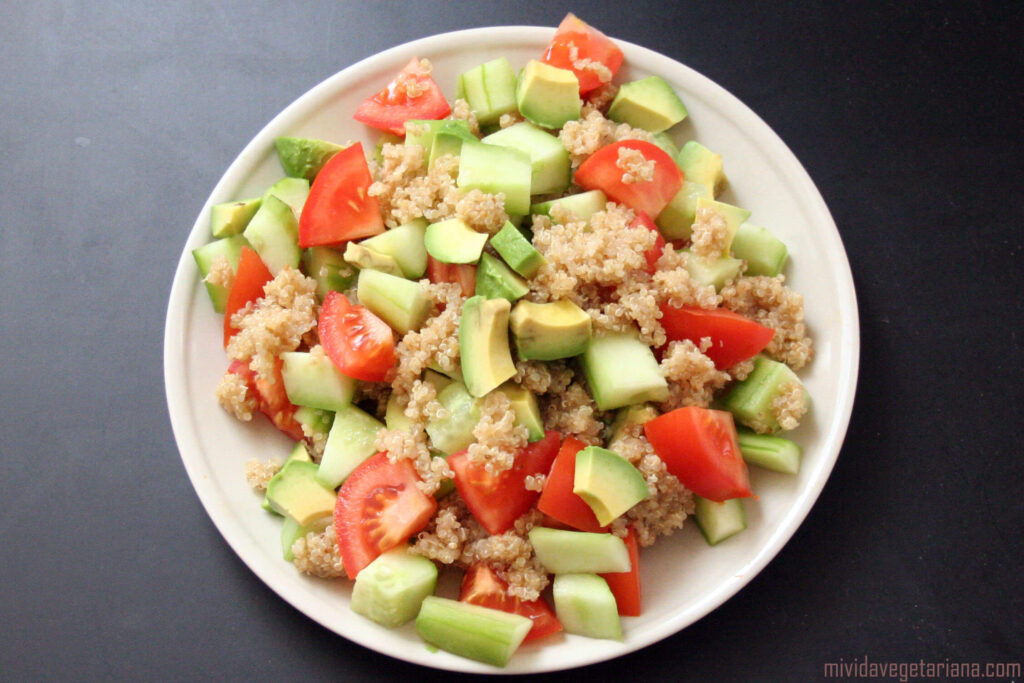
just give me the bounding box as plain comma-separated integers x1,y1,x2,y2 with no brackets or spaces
223,246,273,347
541,13,624,95
426,255,476,298
459,564,563,642
334,452,437,578
298,142,384,248
643,407,753,502
353,57,451,136
536,436,606,532
449,431,560,536
599,527,641,616
226,358,304,441
630,210,666,274
660,305,775,369
574,140,683,218
318,291,395,382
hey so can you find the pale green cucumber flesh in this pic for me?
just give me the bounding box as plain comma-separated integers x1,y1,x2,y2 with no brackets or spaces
359,218,429,279
722,355,807,434
482,121,570,196
415,596,532,667
694,496,747,545
351,547,438,628
192,234,247,313
552,573,623,640
302,246,356,302
527,527,630,574
425,381,480,454
356,268,431,334
736,429,801,474
242,193,301,275
456,141,532,215
316,406,385,488
581,331,669,410
731,223,789,276
280,350,356,412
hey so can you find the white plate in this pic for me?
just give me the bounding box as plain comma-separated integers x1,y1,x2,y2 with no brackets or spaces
164,26,859,674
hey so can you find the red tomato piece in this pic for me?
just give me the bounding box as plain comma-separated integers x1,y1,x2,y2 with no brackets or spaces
659,305,775,369
223,246,273,347
643,407,753,502
630,210,666,274
426,255,476,298
318,291,395,382
449,431,560,536
460,564,563,642
353,57,451,136
574,140,683,218
541,13,624,95
226,358,304,442
334,452,437,578
599,527,642,616
298,143,384,248
536,436,606,533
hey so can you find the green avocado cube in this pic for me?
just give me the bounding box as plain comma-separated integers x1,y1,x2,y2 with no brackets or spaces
274,136,345,180
608,76,688,133
490,221,545,278
209,197,261,238
515,60,582,130
475,253,529,303
573,446,650,526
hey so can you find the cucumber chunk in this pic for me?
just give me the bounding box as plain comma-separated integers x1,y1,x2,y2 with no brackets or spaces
736,430,801,474
262,176,310,220
457,57,518,127
415,596,532,668
425,381,481,455
731,223,789,276
192,234,246,313
351,547,438,628
581,330,669,410
242,193,301,275
528,527,630,574
358,218,429,279
531,190,607,224
552,573,623,641
280,349,356,412
280,515,329,561
456,141,532,215
694,496,747,545
722,355,809,434
482,121,571,196
424,218,488,264
301,246,357,302
655,180,710,241
316,405,385,488
356,268,431,335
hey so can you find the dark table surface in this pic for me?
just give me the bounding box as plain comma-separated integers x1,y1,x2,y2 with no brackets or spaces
2,1,1021,680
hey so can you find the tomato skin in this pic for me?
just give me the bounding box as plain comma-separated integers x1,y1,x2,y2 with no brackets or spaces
298,143,384,248
334,452,437,578
536,436,606,532
353,57,451,135
426,255,476,298
318,291,395,382
459,564,563,642
643,407,753,502
541,13,624,95
223,247,273,347
599,527,641,616
226,358,305,441
449,431,561,536
630,211,666,274
660,305,775,369
574,140,683,218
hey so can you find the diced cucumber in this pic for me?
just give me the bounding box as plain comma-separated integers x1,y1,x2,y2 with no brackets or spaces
682,250,744,291
192,234,247,313
424,218,488,265
242,193,301,275
262,176,310,220
359,218,429,279
457,140,532,215
695,198,751,255
482,122,571,196
422,368,454,395
457,57,519,126
425,381,480,455
581,331,669,410
293,406,333,442
552,573,623,641
651,131,680,159
736,429,801,474
280,350,356,412
415,596,532,668
356,268,431,334
404,118,474,151
731,223,789,276
722,355,809,434
385,392,415,433
527,527,630,574
531,190,607,224
351,547,438,628
209,197,261,238
694,496,747,545
489,221,545,278
301,246,357,302
656,180,710,240
316,405,385,488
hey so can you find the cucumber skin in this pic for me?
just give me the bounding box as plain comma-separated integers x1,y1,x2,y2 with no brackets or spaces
415,596,531,668
552,573,623,641
736,430,801,474
694,496,746,545
350,548,438,629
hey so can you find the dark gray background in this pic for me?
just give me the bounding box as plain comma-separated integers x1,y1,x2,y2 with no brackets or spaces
2,1,1021,680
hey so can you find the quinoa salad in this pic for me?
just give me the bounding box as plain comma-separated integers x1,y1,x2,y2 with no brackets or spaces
192,14,813,667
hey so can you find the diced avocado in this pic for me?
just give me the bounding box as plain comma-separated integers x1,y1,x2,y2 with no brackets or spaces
357,269,431,335
606,404,659,452
404,118,474,151
475,253,529,303
495,382,544,442
607,76,688,133
676,141,727,197
457,57,519,127
274,136,344,180
531,190,607,224
696,198,751,256
651,132,680,159
280,349,356,412
385,392,415,433
682,250,744,291
736,429,801,474
552,574,623,641
302,246,357,302
572,447,649,526
316,405,385,488
731,223,789,276
528,527,631,574
489,221,545,278
509,299,592,361
424,217,489,265
264,460,337,527
456,140,532,215
262,176,310,220
482,122,571,196
351,547,438,628
515,60,581,130
459,296,517,398
261,441,315,514
192,234,246,313
280,515,330,562
242,193,301,275
415,596,532,668
581,330,669,410
694,496,747,545
210,197,261,238
425,381,480,455
656,180,710,240
343,242,404,277
359,218,429,279
722,355,809,434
